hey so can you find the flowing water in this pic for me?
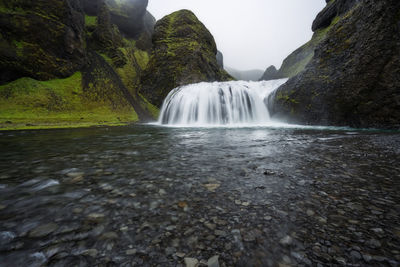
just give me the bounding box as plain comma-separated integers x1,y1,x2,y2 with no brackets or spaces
0,81,400,266
0,125,399,266
158,79,288,126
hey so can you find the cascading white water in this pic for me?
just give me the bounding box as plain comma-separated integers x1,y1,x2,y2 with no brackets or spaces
157,78,288,126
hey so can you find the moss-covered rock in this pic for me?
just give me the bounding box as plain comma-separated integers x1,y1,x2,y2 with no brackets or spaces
269,0,400,129
140,10,232,107
0,0,86,84
0,0,158,129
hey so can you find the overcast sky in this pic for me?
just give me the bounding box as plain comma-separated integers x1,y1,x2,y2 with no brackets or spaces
147,0,325,71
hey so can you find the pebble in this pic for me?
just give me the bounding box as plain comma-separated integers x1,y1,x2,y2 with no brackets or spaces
205,223,216,230
306,209,315,216
87,213,105,223
207,255,220,267
81,249,98,257
279,236,293,246
184,257,199,267
264,216,272,221
176,252,186,258
29,223,58,238
126,249,137,255
100,232,118,240
204,183,220,192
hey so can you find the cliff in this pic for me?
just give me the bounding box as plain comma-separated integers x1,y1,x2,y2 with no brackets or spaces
269,0,400,129
140,10,232,107
0,0,158,129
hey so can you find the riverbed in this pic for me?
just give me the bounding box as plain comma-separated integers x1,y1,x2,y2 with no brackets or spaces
0,125,399,266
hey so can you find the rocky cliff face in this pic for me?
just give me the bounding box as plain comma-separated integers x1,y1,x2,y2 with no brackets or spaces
0,0,157,129
269,0,400,129
0,0,86,83
140,10,232,107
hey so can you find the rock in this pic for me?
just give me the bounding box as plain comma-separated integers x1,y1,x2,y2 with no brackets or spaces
350,250,362,261
184,257,199,267
312,0,359,31
29,223,58,238
140,9,232,107
81,249,98,257
87,213,105,223
203,183,221,192
279,235,293,246
366,238,381,248
216,51,224,68
100,232,118,240
270,0,400,129
259,65,282,81
207,255,220,267
126,249,137,255
205,223,216,230
306,209,315,216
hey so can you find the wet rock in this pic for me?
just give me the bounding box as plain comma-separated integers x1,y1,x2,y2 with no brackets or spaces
100,232,118,240
126,249,137,255
184,257,199,267
176,252,186,258
29,223,58,238
264,170,276,175
204,183,221,192
207,255,220,267
264,216,272,221
280,235,293,246
87,213,105,223
81,249,98,257
243,229,262,242
306,209,315,216
366,238,381,249
205,223,216,230
350,250,362,261
165,247,176,256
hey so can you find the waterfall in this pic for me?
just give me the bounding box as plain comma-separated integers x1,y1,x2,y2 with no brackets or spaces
157,78,288,126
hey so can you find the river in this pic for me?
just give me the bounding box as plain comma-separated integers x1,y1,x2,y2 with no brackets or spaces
0,124,399,266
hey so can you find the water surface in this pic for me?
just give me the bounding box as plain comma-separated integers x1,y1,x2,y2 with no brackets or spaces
0,125,399,266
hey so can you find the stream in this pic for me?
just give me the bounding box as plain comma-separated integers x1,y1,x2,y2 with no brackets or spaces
0,125,399,266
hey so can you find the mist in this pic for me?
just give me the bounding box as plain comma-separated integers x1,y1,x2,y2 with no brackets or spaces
148,0,325,71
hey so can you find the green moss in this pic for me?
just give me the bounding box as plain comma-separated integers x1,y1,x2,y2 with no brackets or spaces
85,15,97,27
0,72,138,130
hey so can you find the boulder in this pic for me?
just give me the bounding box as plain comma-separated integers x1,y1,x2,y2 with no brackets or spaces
140,10,232,107
269,0,400,129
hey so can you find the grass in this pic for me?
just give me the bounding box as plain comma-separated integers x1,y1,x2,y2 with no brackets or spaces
0,72,139,130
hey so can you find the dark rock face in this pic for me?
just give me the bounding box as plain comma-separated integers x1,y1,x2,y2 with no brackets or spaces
259,65,282,81
312,0,358,32
82,0,102,15
0,0,86,84
269,0,400,129
216,50,224,68
140,10,232,107
105,0,154,39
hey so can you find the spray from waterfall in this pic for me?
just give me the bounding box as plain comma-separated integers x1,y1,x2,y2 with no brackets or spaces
157,78,288,126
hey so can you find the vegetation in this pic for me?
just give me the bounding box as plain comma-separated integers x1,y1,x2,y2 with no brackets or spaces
0,73,138,130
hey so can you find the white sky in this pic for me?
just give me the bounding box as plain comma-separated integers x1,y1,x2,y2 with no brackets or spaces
147,0,325,71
